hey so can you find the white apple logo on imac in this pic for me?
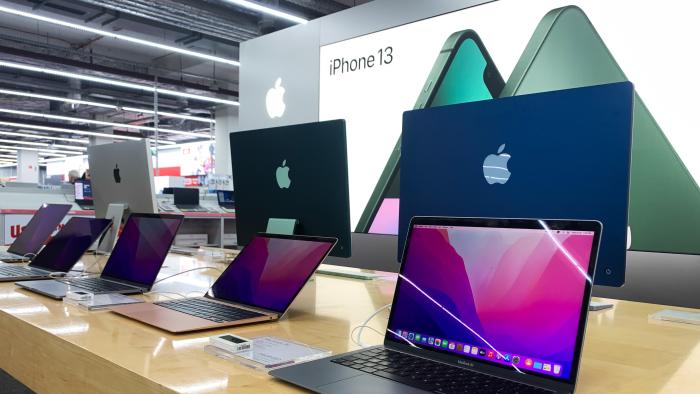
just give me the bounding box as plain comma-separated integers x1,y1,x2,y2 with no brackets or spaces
276,160,291,189
482,144,511,185
266,78,286,119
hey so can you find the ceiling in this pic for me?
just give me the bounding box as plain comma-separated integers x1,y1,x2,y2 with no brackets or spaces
0,0,370,165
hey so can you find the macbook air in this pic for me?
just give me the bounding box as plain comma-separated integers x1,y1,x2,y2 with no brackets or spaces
111,233,337,333
0,203,71,262
0,217,112,282
271,216,602,393
16,213,183,299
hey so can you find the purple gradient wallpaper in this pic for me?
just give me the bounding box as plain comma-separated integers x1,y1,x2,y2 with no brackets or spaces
369,198,400,235
8,204,71,255
211,236,334,313
388,225,594,380
101,215,182,287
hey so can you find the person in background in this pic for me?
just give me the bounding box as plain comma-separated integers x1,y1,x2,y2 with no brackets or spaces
68,170,80,184
81,169,91,180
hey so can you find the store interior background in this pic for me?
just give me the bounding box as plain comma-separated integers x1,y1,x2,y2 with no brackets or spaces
1,0,699,309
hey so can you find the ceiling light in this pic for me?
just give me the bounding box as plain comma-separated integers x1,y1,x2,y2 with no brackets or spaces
0,138,49,147
0,89,215,124
222,0,307,24
0,121,145,143
0,108,209,138
40,155,86,164
0,130,89,144
0,5,239,66
0,61,239,106
50,144,87,152
0,145,75,155
0,154,16,159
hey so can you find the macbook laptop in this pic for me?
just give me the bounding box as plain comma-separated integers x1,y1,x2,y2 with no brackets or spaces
0,217,112,282
74,179,94,210
173,187,206,212
16,213,183,299
271,216,602,393
399,82,633,287
0,203,71,262
216,190,235,211
111,233,337,333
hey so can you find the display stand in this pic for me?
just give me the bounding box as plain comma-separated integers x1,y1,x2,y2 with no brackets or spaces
96,203,126,254
266,218,297,235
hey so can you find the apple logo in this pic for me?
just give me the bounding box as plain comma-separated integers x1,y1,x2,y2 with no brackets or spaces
266,77,286,119
275,160,291,189
113,164,121,184
482,144,511,185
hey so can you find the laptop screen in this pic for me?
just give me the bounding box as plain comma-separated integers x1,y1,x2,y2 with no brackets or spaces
101,214,183,287
74,180,93,202
209,235,336,313
217,190,234,205
29,217,112,272
8,204,71,255
174,188,198,206
386,221,596,382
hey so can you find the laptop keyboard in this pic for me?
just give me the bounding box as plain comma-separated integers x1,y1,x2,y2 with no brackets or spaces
155,298,264,323
332,348,552,394
0,266,35,277
0,252,25,261
60,277,137,293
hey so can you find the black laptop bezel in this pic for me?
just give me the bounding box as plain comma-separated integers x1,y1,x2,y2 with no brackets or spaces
99,213,184,290
384,216,601,392
204,232,337,314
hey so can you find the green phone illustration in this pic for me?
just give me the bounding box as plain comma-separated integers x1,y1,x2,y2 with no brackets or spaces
356,30,504,234
501,5,700,255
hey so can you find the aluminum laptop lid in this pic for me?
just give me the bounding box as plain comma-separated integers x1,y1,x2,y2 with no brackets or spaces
204,233,337,316
98,213,183,290
384,217,601,393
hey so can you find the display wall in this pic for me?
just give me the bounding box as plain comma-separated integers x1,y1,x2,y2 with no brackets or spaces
320,0,700,243
240,0,700,306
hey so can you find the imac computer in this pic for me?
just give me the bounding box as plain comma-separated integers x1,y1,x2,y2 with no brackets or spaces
87,139,158,219
400,83,633,288
88,139,157,253
230,120,351,258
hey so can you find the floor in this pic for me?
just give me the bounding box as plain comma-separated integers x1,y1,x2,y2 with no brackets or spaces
0,369,33,394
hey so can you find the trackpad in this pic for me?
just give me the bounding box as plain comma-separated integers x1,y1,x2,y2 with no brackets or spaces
318,375,427,394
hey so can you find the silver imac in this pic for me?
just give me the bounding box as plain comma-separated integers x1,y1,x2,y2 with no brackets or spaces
88,139,158,219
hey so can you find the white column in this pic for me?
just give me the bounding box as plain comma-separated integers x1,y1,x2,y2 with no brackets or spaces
215,105,239,176
16,149,39,184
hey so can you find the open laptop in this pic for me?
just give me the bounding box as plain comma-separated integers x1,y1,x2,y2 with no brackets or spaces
16,213,183,299
111,233,337,333
0,217,112,282
399,82,633,287
173,187,206,212
0,203,71,263
216,190,235,212
271,216,602,393
74,179,94,210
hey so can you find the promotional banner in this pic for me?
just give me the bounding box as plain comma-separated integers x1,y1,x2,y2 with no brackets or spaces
319,0,700,254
